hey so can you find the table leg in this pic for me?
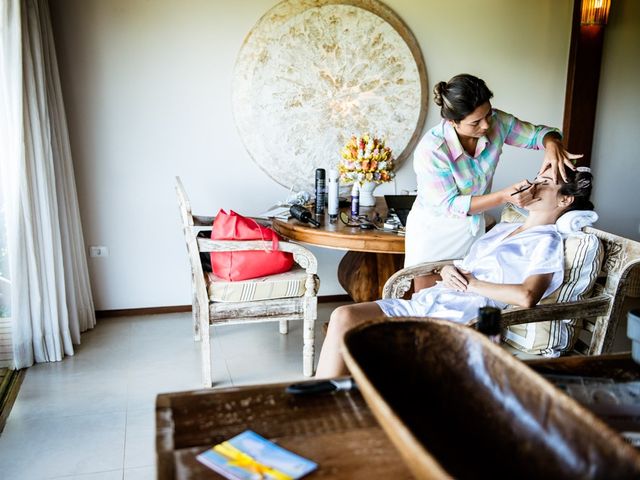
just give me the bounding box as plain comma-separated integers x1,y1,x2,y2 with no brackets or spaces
338,251,405,302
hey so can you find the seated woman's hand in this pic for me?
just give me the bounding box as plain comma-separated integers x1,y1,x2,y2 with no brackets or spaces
459,269,477,289
441,265,469,292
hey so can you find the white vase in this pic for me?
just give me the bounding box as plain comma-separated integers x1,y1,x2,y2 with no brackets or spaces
359,181,378,207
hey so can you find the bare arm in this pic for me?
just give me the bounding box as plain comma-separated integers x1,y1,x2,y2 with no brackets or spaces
467,179,539,214
467,189,509,215
441,265,553,308
465,272,553,308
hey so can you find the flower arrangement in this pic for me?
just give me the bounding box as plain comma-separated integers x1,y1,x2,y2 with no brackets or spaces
338,134,395,185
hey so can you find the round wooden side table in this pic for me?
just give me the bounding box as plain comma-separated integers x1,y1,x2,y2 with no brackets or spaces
272,199,405,302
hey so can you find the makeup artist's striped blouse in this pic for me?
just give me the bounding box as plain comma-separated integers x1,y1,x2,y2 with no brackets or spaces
412,108,559,234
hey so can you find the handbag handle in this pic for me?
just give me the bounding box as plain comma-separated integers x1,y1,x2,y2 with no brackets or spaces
248,217,279,252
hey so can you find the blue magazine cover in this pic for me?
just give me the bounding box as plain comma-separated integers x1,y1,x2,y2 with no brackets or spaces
196,430,317,479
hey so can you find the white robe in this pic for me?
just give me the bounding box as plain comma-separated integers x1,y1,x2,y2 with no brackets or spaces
377,223,564,324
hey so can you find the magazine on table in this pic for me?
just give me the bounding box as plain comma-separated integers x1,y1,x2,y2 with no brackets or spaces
196,430,317,479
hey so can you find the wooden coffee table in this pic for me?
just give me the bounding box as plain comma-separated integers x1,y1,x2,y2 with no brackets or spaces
156,381,412,479
156,354,640,478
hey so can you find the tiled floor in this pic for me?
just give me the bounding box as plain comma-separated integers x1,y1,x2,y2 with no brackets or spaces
0,302,345,480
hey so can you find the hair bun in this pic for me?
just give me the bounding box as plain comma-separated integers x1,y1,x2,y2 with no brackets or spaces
559,168,594,213
433,81,447,107
575,170,593,190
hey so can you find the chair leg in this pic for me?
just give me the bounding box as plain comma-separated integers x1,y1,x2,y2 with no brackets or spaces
200,308,212,387
303,296,317,377
201,333,212,387
279,320,289,334
192,273,201,341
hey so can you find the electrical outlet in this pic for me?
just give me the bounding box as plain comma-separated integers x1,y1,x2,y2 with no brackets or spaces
89,246,109,258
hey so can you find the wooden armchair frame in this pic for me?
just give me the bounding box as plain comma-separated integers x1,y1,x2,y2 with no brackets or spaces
382,227,640,356
176,177,319,387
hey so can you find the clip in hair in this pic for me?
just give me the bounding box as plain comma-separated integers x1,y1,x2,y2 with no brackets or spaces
576,166,591,173
577,178,592,189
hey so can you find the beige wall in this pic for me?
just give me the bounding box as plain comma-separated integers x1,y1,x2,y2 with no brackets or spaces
591,0,640,352
590,0,640,240
50,0,580,309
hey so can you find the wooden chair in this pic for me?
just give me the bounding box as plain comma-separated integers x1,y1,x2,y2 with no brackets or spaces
176,177,319,387
382,227,640,356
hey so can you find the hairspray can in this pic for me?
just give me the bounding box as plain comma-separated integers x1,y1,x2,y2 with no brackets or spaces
327,169,339,222
350,183,360,218
315,169,326,215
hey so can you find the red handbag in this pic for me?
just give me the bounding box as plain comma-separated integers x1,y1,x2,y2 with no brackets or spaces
210,210,294,281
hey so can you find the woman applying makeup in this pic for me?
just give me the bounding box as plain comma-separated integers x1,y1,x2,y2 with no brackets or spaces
406,74,582,291
316,169,594,378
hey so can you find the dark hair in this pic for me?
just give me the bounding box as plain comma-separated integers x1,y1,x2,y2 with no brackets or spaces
433,74,494,122
559,169,594,213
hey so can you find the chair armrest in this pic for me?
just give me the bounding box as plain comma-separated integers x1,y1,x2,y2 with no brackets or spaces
192,215,268,227
472,295,612,328
279,241,318,275
382,260,458,299
197,238,318,275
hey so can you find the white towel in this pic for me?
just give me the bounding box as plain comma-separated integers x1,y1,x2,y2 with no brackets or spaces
556,210,599,235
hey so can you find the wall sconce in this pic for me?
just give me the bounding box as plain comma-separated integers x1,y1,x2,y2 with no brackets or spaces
581,0,611,25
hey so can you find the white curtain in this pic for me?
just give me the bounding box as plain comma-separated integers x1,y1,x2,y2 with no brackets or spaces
0,0,95,369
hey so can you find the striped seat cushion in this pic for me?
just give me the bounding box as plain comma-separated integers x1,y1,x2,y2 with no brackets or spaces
205,266,309,303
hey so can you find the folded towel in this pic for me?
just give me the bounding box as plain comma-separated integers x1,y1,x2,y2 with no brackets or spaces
556,210,598,234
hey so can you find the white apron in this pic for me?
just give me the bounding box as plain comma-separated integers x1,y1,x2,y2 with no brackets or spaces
404,207,485,267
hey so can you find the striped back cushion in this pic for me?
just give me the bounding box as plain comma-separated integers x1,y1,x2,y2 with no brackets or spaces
499,203,528,223
503,233,603,356
498,204,603,356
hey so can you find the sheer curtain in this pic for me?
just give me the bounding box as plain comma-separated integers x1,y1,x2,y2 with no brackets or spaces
0,0,95,369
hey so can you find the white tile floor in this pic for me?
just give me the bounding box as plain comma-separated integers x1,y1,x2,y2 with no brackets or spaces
0,302,345,480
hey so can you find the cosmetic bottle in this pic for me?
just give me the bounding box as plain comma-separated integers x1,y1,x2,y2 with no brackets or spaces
327,169,339,222
350,183,360,218
289,205,321,227
476,307,501,344
315,169,326,215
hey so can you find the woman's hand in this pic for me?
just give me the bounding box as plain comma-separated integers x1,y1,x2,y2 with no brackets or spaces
500,179,538,208
441,265,469,292
539,134,582,183
459,269,476,286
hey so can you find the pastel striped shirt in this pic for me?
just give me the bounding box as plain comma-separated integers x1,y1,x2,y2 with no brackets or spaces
413,109,559,234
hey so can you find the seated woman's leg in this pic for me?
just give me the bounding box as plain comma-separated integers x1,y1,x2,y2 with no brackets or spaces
315,302,386,378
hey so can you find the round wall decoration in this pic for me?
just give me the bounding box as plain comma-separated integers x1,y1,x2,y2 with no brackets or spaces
232,0,427,192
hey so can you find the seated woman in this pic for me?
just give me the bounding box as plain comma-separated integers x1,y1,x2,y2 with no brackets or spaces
316,169,594,378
